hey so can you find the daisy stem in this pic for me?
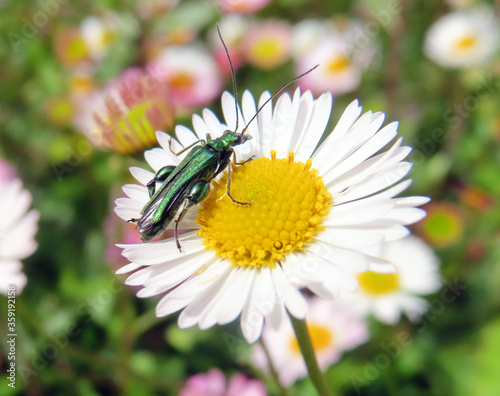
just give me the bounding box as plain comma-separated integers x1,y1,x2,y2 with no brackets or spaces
258,338,291,396
289,314,335,396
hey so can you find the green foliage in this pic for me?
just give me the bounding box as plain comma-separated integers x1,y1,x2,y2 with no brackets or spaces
1,0,499,395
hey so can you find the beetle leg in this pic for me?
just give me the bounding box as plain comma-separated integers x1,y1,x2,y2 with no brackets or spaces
232,150,255,165
173,181,211,252
168,136,206,156
147,165,176,197
226,156,251,206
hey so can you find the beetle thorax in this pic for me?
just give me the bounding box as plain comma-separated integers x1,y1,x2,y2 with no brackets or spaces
210,130,250,151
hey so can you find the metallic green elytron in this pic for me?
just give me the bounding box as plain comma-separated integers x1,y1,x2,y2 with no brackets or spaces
130,130,252,250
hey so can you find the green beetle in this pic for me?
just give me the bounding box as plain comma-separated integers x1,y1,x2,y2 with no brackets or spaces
130,28,317,250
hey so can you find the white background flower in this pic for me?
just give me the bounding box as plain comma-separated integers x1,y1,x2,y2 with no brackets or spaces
0,176,39,294
115,88,428,342
252,297,369,385
339,236,442,324
424,6,499,67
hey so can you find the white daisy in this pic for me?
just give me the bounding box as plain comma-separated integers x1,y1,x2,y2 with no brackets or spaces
343,236,442,325
252,297,369,385
0,174,39,294
292,19,377,96
296,38,361,96
114,88,429,343
80,13,138,62
424,6,499,68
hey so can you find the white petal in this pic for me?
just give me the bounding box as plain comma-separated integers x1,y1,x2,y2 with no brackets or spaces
395,196,431,207
222,91,244,133
324,138,405,192
326,99,362,142
203,108,226,138
118,233,203,265
385,207,427,225
198,267,255,329
241,90,260,156
269,93,296,156
375,179,413,199
129,167,154,186
0,180,32,229
295,91,332,161
177,261,233,328
313,110,373,171
265,299,286,330
325,200,395,226
294,252,358,295
1,211,39,259
192,114,211,139
317,227,384,249
323,122,399,184
144,148,171,172
271,266,307,320
288,90,314,156
216,268,255,325
155,258,228,318
175,125,198,148
137,257,217,297
333,161,413,204
156,131,185,160
122,184,149,202
241,267,275,343
115,262,141,274
257,91,273,155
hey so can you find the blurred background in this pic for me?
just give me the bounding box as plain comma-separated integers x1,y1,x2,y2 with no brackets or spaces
1,0,500,395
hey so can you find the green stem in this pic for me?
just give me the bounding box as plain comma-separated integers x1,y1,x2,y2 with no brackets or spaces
382,367,399,396
289,314,334,396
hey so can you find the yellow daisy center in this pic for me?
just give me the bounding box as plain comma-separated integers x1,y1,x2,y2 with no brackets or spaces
102,29,117,46
327,55,351,74
197,151,331,268
249,38,288,69
70,75,94,95
289,324,334,355
108,103,161,154
454,34,478,53
168,72,195,91
254,39,280,58
357,271,400,295
67,37,89,62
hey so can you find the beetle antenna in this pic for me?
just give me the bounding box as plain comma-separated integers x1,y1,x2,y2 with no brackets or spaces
241,64,319,135
217,24,239,132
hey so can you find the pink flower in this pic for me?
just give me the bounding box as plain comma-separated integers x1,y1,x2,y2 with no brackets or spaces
243,20,292,70
76,66,174,154
150,45,222,112
252,298,369,385
180,369,267,396
0,159,17,183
